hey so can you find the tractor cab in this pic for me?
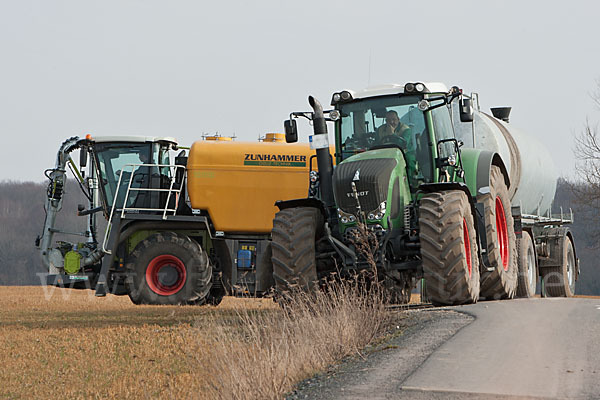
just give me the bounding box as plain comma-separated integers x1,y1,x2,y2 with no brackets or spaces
331,83,466,192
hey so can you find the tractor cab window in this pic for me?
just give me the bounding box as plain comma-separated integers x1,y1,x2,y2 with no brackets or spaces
95,143,153,210
430,100,456,160
338,95,431,186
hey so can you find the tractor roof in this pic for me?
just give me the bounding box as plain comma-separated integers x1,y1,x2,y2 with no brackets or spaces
345,82,449,100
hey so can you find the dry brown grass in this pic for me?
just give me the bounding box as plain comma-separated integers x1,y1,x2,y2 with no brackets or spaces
195,281,389,400
0,284,391,399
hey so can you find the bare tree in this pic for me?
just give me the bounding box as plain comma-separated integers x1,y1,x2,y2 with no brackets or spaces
573,80,600,245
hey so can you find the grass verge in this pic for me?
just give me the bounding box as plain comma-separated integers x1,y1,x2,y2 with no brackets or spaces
193,281,390,400
0,282,392,399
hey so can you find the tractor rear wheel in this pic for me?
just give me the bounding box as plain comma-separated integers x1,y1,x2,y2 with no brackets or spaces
419,190,480,306
271,207,322,298
542,237,576,297
125,231,212,305
479,166,518,300
516,231,537,297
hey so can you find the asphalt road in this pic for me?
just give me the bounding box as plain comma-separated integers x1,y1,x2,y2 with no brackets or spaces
289,298,600,400
403,298,600,399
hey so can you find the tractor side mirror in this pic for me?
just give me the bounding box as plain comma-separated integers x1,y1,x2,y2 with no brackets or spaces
80,148,88,168
459,98,474,122
284,119,298,143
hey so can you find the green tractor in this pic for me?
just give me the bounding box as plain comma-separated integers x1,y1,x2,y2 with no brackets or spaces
272,82,520,305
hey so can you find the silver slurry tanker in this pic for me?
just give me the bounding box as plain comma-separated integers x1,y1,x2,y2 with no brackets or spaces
453,96,576,298
453,103,558,216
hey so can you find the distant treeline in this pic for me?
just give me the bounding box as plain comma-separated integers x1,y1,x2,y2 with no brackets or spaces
0,179,598,294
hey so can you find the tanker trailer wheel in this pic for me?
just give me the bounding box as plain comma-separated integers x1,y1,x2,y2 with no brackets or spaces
478,165,518,300
516,231,537,297
419,190,480,306
125,232,212,305
271,207,322,299
542,237,576,297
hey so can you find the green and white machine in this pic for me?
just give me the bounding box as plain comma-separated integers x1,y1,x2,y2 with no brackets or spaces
273,82,578,305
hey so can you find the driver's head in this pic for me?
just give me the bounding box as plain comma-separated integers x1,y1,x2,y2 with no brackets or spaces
139,152,149,164
385,110,400,129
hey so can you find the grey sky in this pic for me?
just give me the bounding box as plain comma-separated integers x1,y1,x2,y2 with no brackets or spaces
1,0,599,182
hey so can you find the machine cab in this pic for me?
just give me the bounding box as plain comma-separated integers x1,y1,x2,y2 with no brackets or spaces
331,82,460,191
89,136,178,214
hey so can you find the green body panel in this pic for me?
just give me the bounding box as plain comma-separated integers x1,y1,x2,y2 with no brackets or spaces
458,148,480,197
127,230,155,254
424,111,440,184
337,148,412,233
64,250,82,274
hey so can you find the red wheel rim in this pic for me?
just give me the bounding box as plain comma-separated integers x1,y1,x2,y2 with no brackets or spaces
146,255,187,295
463,218,472,277
495,197,509,271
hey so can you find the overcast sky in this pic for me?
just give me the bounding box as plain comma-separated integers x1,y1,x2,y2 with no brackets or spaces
1,0,599,182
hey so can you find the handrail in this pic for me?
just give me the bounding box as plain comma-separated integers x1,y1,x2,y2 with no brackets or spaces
102,163,186,254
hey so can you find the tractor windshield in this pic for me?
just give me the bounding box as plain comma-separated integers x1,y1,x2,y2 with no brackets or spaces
94,143,153,210
337,95,433,184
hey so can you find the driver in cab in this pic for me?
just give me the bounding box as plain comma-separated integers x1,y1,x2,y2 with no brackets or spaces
376,110,411,146
376,110,418,179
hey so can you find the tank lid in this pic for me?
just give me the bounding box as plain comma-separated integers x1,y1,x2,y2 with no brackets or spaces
263,133,285,142
491,107,512,123
203,134,234,141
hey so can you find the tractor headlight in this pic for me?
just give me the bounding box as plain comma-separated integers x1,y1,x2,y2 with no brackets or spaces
337,208,356,224
367,201,387,221
415,83,425,92
332,93,341,103
329,110,341,121
404,83,415,93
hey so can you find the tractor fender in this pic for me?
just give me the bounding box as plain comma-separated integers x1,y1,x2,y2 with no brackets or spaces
461,149,510,198
275,198,328,219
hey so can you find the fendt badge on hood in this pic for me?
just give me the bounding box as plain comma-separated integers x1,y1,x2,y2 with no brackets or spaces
347,190,369,198
353,169,360,181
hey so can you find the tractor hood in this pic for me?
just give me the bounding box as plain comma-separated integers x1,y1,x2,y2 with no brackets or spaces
333,148,401,215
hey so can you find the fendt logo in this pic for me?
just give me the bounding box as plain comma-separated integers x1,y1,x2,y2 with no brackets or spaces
346,191,369,198
353,169,360,181
244,153,307,167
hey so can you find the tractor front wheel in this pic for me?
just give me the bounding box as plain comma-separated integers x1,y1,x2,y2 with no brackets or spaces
271,207,322,298
419,190,480,306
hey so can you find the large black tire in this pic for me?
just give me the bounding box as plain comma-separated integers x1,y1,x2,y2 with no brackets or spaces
516,231,537,298
125,231,212,305
542,237,576,297
479,166,518,300
419,190,480,306
271,207,322,297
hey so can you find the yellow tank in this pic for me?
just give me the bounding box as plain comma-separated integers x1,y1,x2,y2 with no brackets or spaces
187,140,330,233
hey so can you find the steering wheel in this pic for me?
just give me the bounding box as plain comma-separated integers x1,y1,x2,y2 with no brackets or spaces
380,135,407,147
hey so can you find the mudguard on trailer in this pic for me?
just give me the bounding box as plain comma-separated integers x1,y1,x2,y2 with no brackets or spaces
538,227,579,279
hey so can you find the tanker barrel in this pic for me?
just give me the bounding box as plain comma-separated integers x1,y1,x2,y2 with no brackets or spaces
308,96,335,209
454,105,558,216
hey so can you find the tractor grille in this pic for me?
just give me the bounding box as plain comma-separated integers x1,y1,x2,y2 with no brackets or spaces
333,158,397,214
